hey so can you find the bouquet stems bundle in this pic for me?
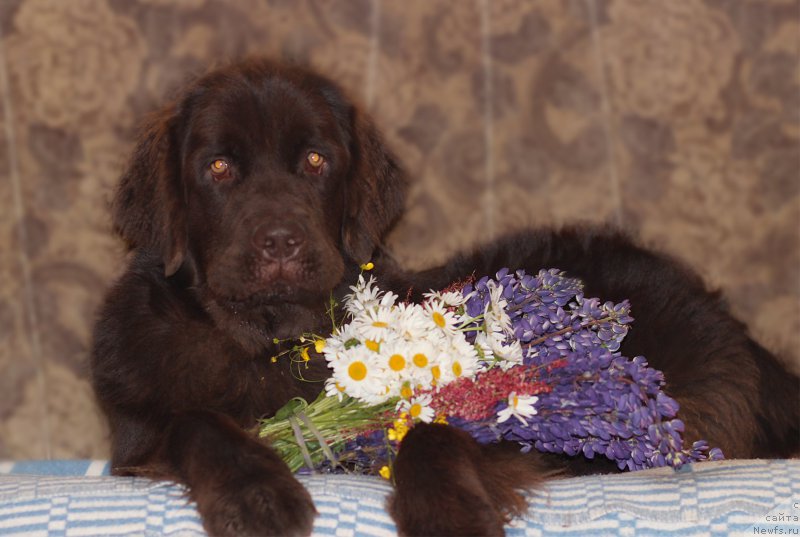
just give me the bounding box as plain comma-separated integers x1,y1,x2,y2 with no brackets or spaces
259,393,395,473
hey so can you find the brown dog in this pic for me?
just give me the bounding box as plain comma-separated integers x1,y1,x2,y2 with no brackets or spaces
90,58,799,536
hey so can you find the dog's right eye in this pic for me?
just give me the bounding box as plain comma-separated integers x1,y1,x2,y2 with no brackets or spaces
304,151,327,175
209,159,231,181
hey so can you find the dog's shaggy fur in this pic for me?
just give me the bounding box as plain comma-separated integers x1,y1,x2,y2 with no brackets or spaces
90,59,799,536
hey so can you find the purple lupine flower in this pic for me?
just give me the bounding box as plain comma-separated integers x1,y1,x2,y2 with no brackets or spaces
458,268,723,470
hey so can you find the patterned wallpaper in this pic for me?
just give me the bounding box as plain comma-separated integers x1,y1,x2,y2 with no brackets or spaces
0,0,797,459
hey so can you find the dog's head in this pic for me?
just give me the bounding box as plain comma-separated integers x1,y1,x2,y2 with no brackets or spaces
113,59,406,310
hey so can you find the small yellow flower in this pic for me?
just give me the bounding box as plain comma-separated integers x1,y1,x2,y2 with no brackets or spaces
270,356,278,363
314,339,326,353
379,465,391,480
388,417,409,442
434,414,448,425
360,262,375,271
300,347,310,362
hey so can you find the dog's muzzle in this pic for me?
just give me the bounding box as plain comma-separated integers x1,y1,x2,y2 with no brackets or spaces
252,219,306,262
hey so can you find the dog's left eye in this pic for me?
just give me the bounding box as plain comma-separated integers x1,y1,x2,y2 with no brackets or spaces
304,152,326,175
209,159,232,181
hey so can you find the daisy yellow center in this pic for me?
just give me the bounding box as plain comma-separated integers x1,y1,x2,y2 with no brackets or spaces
432,311,446,328
400,384,413,399
372,321,389,328
389,354,406,371
348,361,367,381
452,361,463,377
413,353,428,368
365,339,380,352
409,404,422,418
512,394,519,408
431,365,441,380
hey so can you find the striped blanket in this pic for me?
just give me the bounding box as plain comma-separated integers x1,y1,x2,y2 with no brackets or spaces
1,459,797,536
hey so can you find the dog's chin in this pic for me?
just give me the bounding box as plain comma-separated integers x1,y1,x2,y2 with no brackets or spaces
214,282,322,310
254,260,338,302
243,284,323,307
207,261,333,308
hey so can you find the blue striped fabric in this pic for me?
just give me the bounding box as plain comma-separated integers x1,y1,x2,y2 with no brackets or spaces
0,459,797,536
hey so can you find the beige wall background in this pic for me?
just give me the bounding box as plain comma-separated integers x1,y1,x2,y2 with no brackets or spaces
0,0,798,460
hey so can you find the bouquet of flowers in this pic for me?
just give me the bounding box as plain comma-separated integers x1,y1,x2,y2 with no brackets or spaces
258,267,723,478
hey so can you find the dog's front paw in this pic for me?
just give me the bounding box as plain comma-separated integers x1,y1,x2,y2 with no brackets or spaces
197,473,316,537
388,424,507,536
390,485,505,537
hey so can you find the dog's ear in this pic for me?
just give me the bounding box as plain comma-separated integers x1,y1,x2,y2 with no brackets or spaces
112,106,187,277
342,109,408,264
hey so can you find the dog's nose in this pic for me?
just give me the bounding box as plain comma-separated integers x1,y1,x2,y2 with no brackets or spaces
252,221,305,261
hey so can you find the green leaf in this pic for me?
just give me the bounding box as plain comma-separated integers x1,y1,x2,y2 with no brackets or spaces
273,397,309,421
344,338,361,349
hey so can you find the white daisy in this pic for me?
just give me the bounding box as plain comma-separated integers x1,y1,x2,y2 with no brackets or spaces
475,327,523,369
381,340,412,377
322,322,362,364
377,288,399,310
394,302,431,341
352,305,400,342
495,340,524,370
427,351,449,386
474,330,497,364
443,336,481,380
484,281,513,335
324,377,347,402
369,341,412,398
423,301,459,336
344,274,381,315
496,392,539,425
330,347,390,404
397,393,435,423
423,289,467,308
404,340,438,384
